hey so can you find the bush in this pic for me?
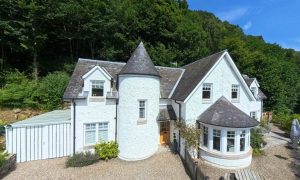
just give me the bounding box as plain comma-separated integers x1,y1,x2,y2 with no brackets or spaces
0,151,9,168
66,152,99,167
251,128,265,155
273,113,300,132
95,141,119,161
33,72,70,110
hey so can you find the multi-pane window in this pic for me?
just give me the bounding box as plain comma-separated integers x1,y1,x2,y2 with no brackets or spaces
213,129,221,151
85,124,96,145
98,122,108,142
202,84,212,100
240,130,246,151
231,84,239,100
84,122,108,145
250,111,257,120
227,131,235,152
91,80,104,97
202,126,208,147
139,100,146,119
251,87,256,96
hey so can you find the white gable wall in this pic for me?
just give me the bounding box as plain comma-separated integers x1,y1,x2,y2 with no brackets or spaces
72,68,117,152
184,56,262,124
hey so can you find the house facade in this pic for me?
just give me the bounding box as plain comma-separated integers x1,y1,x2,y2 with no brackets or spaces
63,42,266,168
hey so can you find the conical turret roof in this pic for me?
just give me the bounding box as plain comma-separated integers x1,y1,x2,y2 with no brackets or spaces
118,42,160,77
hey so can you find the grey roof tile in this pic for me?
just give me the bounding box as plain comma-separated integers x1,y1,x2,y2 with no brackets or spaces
158,105,177,121
63,59,183,99
119,42,160,77
197,97,259,128
171,50,226,101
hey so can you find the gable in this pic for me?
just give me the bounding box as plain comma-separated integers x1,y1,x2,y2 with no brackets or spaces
82,65,112,80
181,52,256,103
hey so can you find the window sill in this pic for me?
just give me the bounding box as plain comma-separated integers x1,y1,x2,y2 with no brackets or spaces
202,100,213,104
89,97,105,102
137,119,147,125
231,99,240,103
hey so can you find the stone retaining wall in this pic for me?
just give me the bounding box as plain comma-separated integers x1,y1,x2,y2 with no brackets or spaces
0,154,16,178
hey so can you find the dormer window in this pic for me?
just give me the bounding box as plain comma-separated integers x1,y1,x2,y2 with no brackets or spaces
231,84,239,101
91,80,104,97
251,87,257,97
202,83,212,100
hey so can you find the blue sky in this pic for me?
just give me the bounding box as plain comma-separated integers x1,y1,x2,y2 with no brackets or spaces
188,0,300,51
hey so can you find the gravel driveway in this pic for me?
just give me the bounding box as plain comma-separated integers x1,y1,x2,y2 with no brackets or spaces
4,152,190,180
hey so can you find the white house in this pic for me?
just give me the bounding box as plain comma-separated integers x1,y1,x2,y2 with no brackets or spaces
6,42,266,168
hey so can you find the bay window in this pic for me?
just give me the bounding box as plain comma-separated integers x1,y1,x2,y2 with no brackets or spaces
227,131,235,152
202,126,208,147
240,130,246,151
213,129,221,151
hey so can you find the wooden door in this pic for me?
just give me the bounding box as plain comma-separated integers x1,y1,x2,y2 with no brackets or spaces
160,122,170,145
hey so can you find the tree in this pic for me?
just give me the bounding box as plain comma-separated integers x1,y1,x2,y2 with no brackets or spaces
175,121,200,158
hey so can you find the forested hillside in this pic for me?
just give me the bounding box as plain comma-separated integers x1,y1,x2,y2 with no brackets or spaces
0,0,299,114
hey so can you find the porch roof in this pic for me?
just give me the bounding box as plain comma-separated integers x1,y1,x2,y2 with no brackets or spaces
197,97,259,128
158,105,177,121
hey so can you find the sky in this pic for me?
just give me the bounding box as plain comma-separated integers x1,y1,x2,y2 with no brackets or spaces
188,0,300,51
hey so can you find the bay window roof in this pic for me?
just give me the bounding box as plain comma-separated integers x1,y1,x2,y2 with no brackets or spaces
197,97,259,128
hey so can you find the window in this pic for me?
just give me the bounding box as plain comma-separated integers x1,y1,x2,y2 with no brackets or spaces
250,87,256,96
250,111,257,120
202,126,208,147
91,80,104,97
202,84,212,100
227,131,235,152
98,122,108,142
84,122,108,145
139,100,146,119
231,84,239,100
213,129,221,151
85,124,96,145
240,130,246,151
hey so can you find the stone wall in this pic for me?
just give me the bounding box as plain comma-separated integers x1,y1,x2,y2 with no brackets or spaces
0,154,16,178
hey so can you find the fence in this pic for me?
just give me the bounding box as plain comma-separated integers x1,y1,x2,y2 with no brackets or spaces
180,149,209,180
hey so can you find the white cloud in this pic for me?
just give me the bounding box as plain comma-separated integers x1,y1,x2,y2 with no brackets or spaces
217,7,249,22
243,21,252,31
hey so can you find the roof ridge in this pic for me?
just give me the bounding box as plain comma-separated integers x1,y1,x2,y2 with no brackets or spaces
183,50,227,68
155,65,184,70
79,58,126,65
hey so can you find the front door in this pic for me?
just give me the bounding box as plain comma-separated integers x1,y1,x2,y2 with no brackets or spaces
160,122,170,145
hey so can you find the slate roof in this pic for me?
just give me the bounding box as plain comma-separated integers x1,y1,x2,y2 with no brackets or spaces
171,50,226,101
242,75,267,100
63,59,183,99
158,105,177,121
119,42,160,77
197,97,259,128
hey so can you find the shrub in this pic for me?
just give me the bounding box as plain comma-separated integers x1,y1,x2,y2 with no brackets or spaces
33,72,69,110
251,128,265,155
273,113,300,132
0,151,9,168
95,141,119,161
66,152,99,167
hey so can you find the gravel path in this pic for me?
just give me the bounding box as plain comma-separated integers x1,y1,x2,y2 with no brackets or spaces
4,152,190,180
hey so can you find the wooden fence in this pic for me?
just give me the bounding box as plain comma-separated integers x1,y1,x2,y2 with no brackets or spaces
180,149,209,180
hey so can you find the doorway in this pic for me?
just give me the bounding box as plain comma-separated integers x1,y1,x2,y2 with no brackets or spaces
160,121,170,145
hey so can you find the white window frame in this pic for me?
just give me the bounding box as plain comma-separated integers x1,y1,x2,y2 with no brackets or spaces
202,83,213,102
138,100,147,120
240,130,246,151
201,125,208,147
251,87,257,98
231,84,240,102
227,131,235,152
250,111,257,120
84,122,109,146
213,129,221,151
90,80,105,97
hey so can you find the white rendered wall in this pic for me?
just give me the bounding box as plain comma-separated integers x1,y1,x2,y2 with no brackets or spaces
72,67,117,152
184,56,262,124
118,75,160,161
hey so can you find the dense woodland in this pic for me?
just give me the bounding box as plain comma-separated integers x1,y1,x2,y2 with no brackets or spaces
0,0,300,116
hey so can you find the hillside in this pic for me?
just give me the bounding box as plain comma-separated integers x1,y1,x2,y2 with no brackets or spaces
0,0,299,113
